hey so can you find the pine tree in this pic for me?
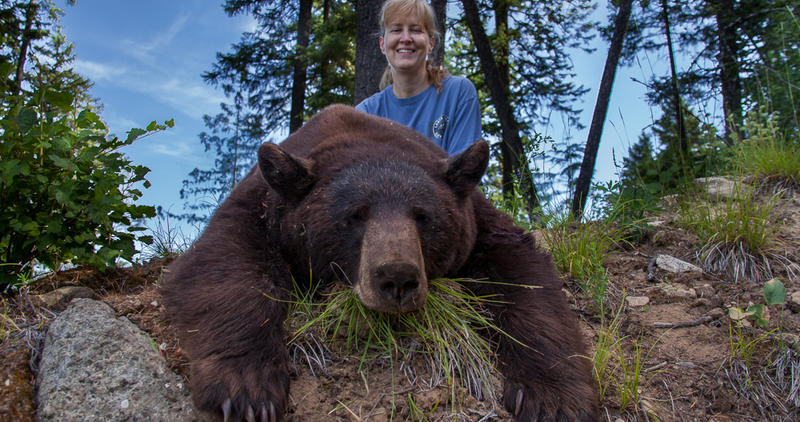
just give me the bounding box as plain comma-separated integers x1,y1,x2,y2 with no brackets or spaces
175,0,357,223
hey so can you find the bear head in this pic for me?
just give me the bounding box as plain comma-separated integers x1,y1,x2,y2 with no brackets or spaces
257,131,489,314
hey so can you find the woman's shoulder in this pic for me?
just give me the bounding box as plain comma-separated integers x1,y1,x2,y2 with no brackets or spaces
356,86,393,112
441,75,478,97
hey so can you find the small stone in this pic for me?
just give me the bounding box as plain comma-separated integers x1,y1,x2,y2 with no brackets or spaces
626,296,650,307
151,300,159,307
369,408,388,422
31,286,95,310
655,255,702,274
121,399,130,409
658,283,697,299
695,283,715,298
692,298,711,307
707,308,726,320
788,291,800,313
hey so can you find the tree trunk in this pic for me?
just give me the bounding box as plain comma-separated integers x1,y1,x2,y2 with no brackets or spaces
460,0,540,219
430,0,446,67
290,0,313,132
354,0,386,104
713,0,742,144
493,0,514,206
570,0,633,219
13,1,38,97
661,0,687,156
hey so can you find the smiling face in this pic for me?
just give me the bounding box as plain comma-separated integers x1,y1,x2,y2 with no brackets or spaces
379,9,434,78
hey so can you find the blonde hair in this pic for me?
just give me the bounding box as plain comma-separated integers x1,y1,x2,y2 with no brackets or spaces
378,0,448,92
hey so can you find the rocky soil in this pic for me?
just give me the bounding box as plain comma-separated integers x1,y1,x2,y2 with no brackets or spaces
1,187,799,421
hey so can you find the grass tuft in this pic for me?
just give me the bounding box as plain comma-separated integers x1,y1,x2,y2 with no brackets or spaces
732,110,800,194
284,278,513,410
541,212,626,305
677,181,798,283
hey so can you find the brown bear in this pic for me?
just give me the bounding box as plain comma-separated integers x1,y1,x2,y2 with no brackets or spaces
161,104,596,422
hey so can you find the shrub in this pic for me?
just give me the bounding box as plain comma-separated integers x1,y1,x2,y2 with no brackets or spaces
0,58,172,289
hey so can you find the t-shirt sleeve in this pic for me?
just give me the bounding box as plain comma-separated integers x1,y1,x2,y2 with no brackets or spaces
355,95,376,114
444,78,483,155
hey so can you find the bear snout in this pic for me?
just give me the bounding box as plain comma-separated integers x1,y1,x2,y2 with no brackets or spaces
355,214,429,314
373,262,424,310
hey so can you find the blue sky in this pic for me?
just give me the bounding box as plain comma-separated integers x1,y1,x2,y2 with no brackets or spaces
59,1,666,233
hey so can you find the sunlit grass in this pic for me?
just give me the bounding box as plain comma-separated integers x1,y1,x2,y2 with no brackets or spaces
677,181,797,282
282,277,520,410
540,212,626,305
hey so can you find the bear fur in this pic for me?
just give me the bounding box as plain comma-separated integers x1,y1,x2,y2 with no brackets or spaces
161,105,596,422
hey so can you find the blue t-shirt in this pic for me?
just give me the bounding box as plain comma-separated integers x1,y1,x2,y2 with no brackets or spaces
355,76,482,155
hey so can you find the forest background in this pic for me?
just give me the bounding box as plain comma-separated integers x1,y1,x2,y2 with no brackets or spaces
1,0,798,280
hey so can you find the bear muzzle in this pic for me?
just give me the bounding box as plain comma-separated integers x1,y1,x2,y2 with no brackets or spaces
354,214,428,313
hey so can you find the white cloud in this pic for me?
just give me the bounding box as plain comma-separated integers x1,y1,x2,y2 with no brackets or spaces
142,76,225,120
149,138,196,159
123,13,190,63
74,59,127,81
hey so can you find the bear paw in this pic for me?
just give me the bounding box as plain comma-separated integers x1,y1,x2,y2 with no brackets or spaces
503,380,596,422
190,355,289,422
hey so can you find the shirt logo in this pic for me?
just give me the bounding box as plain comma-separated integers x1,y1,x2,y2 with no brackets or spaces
432,115,448,139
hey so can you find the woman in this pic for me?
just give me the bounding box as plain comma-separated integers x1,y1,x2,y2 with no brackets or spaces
355,0,482,156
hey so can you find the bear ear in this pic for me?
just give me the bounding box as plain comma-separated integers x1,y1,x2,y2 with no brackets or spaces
258,142,316,202
443,140,489,197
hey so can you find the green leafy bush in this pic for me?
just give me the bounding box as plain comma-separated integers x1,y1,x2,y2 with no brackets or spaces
0,58,172,288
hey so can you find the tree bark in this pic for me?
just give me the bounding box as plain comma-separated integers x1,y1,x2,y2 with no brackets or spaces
13,1,38,97
354,0,386,104
430,0,446,67
493,0,514,205
570,0,633,219
713,0,742,144
290,0,313,132
460,0,540,219
661,0,687,156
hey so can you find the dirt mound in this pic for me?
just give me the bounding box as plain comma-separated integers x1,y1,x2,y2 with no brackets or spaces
1,193,798,421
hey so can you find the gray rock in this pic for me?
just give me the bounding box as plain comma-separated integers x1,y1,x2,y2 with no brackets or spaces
36,298,195,422
655,254,703,274
695,176,738,201
32,286,95,310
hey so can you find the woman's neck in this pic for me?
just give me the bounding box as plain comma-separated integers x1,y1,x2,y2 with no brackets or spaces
391,68,431,98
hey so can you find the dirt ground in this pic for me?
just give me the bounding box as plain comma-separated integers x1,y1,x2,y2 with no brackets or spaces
1,192,799,421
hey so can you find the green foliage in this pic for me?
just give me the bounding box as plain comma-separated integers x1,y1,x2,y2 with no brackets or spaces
732,108,800,189
729,278,787,329
619,102,728,196
591,299,660,414
0,4,171,288
592,302,624,399
0,84,171,286
175,0,357,223
541,210,625,305
592,179,661,243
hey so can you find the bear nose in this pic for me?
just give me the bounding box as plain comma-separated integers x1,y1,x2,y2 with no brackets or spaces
374,262,421,307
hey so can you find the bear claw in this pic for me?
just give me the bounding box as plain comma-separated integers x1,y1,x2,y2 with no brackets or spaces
221,398,277,422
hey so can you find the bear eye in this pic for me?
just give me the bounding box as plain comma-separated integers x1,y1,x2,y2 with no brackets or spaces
412,206,428,225
347,205,369,225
